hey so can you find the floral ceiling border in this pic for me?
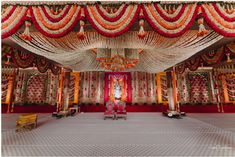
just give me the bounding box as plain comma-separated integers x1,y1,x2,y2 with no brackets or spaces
175,44,235,74
2,45,62,75
1,2,235,39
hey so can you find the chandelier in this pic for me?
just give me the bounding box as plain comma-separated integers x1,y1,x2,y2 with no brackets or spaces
93,48,142,71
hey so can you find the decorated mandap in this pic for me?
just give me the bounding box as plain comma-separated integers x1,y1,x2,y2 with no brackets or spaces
1,1,235,114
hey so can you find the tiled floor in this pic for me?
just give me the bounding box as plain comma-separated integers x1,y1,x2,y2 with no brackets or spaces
2,113,235,156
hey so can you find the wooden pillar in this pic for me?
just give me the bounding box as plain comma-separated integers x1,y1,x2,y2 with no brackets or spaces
212,70,221,112
57,69,65,112
6,76,14,113
63,71,71,111
172,71,179,111
71,72,80,105
166,71,177,111
222,75,229,103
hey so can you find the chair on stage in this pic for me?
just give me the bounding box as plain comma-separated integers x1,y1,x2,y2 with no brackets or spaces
104,100,115,120
116,101,127,120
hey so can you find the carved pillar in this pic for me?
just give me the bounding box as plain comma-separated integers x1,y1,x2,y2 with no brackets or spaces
63,71,71,111
166,71,177,111
57,69,65,112
71,72,80,105
6,76,14,113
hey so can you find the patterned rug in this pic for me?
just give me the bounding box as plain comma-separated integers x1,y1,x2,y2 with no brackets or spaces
2,113,235,156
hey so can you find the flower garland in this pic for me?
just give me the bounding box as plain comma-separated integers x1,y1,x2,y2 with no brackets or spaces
1,6,28,39
85,4,140,37
175,63,186,74
42,5,71,22
36,57,50,73
11,49,35,68
30,5,82,38
201,47,224,64
2,2,235,39
153,4,186,22
50,64,61,75
143,3,199,37
7,45,62,75
95,4,127,22
201,3,235,37
1,5,16,22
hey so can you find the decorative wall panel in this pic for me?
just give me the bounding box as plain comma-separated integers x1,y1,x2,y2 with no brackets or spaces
186,72,213,103
131,72,156,104
79,72,104,104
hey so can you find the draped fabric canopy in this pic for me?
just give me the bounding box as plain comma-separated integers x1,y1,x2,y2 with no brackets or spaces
10,30,223,73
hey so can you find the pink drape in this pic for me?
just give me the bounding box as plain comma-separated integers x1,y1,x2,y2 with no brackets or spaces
104,72,132,103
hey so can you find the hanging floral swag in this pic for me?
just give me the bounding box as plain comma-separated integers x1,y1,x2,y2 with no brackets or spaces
1,2,235,39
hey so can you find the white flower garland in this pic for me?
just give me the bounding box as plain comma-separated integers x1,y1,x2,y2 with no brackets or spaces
144,4,197,34
202,4,235,33
156,4,183,18
86,5,138,33
2,6,28,34
98,4,126,18
32,5,81,34
44,5,70,19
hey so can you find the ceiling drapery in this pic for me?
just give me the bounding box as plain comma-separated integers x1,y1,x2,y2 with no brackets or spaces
1,2,235,39
2,45,61,75
175,43,235,74
10,30,223,73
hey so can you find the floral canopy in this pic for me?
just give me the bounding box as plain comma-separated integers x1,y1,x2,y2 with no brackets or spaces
2,1,235,73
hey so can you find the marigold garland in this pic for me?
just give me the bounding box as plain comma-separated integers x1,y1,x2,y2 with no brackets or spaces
1,2,235,39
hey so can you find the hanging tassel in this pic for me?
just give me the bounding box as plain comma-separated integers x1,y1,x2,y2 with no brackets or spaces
5,53,12,65
77,8,86,40
138,9,147,39
169,5,174,14
20,21,32,41
226,52,232,63
77,20,85,40
138,19,147,39
20,9,32,41
197,18,208,37
172,5,176,13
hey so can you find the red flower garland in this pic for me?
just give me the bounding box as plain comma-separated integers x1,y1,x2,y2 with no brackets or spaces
142,4,199,38
95,4,128,22
11,49,35,68
153,4,187,22
212,3,235,22
84,5,141,38
1,6,17,23
36,57,50,73
29,6,82,38
40,5,71,22
1,8,28,39
201,7,235,37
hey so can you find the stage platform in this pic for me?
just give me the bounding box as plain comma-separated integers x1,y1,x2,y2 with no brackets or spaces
2,113,235,156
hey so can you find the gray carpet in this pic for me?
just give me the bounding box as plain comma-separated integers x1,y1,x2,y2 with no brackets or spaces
2,113,235,156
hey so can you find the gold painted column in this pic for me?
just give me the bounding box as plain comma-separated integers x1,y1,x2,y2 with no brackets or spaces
166,71,177,111
63,71,71,111
57,69,65,112
70,72,80,105
222,75,229,104
6,76,14,113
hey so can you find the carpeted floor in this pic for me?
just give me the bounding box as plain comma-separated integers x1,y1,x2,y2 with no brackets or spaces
2,113,235,156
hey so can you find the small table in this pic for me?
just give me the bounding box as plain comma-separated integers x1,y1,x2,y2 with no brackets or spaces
56,110,70,118
69,107,80,115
